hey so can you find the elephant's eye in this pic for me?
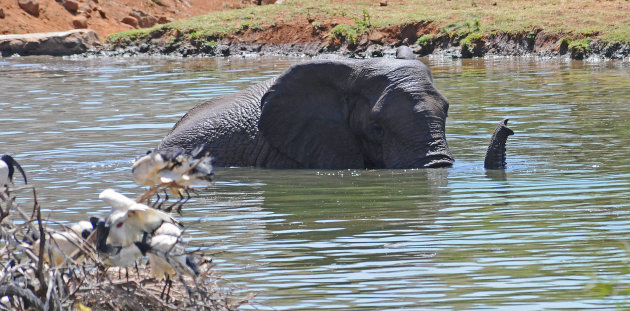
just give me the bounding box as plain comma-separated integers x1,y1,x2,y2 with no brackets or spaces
372,123,384,138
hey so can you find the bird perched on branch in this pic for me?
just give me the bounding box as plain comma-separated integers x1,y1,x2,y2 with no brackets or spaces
134,221,200,300
141,222,199,279
96,189,182,286
132,145,213,211
1,154,27,189
33,218,98,266
98,188,180,248
132,146,213,190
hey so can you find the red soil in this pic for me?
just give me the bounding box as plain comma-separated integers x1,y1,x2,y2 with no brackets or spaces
0,0,260,40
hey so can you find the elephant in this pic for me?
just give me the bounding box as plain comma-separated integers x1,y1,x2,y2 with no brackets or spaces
157,57,512,170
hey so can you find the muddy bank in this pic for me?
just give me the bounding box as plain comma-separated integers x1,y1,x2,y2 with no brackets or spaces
92,23,630,60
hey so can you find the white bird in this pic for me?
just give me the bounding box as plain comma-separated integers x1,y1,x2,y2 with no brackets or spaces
94,219,144,287
100,243,143,269
33,219,96,266
132,146,214,193
139,222,195,281
99,188,181,248
134,223,200,300
0,154,27,188
136,234,199,279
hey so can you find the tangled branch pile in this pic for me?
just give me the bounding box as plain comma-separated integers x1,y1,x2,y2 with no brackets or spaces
0,185,252,311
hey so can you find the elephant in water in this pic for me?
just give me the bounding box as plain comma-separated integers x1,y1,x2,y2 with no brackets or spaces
158,57,512,169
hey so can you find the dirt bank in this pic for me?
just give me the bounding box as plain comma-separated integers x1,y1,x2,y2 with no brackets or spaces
2,0,629,60
96,20,630,60
0,0,260,39
94,0,630,60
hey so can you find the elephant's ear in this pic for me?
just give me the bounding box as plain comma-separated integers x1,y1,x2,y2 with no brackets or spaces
258,60,364,169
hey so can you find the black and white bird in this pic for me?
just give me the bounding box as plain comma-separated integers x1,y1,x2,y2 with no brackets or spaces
33,218,98,266
98,188,180,248
132,146,214,193
140,222,199,280
0,154,27,188
134,221,200,300
96,189,184,287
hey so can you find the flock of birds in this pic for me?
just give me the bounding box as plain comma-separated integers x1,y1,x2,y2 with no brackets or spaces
0,147,215,298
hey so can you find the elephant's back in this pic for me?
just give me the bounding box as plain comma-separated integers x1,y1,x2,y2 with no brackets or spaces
166,78,276,135
158,78,276,166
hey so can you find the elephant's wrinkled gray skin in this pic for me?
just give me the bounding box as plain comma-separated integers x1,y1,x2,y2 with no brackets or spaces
159,58,492,169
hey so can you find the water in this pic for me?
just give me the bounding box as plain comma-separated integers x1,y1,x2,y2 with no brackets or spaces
1,55,630,310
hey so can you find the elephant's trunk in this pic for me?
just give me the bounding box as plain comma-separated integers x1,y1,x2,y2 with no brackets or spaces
484,119,514,169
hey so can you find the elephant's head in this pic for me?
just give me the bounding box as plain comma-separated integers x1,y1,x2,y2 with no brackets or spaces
258,58,454,169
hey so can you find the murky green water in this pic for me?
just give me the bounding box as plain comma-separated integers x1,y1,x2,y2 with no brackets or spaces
1,55,630,310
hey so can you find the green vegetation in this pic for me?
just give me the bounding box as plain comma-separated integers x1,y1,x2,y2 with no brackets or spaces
568,38,592,59
415,34,435,47
106,0,630,47
568,38,592,53
108,28,150,42
460,32,483,49
330,9,372,44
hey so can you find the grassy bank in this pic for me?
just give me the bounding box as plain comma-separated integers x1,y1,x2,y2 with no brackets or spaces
105,0,630,58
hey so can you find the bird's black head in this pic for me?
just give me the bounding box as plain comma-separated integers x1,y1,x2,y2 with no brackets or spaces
186,255,200,276
1,154,27,185
81,229,91,239
95,221,109,253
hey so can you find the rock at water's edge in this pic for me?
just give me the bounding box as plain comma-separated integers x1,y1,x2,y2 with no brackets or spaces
0,29,101,56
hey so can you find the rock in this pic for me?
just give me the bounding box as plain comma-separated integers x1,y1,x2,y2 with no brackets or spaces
0,8,5,18
395,45,415,59
130,9,157,28
0,29,101,56
97,7,106,18
72,16,88,29
157,16,170,24
380,0,388,6
368,31,384,43
138,15,157,28
18,0,39,17
63,0,79,12
121,16,138,28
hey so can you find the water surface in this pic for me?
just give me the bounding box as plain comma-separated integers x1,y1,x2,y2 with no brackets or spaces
1,55,630,310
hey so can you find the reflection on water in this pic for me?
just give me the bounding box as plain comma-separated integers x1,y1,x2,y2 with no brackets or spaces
1,56,630,309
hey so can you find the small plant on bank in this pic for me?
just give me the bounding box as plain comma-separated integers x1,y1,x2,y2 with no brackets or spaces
568,38,592,59
188,31,200,40
460,32,484,57
460,32,483,49
203,40,218,49
561,36,572,46
416,34,436,47
329,9,372,45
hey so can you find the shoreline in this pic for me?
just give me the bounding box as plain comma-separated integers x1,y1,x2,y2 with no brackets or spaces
89,31,630,61
2,30,628,62
3,0,630,61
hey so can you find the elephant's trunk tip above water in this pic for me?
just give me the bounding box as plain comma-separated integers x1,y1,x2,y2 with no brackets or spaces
484,119,514,170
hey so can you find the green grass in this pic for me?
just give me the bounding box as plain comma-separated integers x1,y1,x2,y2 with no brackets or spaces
106,0,630,45
329,9,372,44
460,32,484,49
415,34,435,47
